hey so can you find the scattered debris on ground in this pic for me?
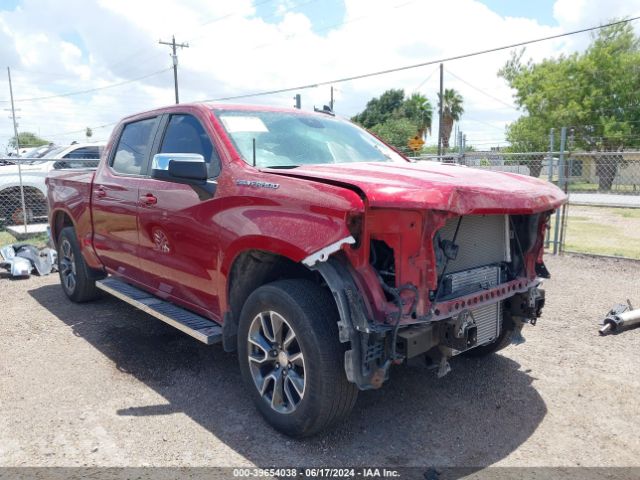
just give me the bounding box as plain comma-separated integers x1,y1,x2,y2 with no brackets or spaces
599,300,640,335
0,243,57,278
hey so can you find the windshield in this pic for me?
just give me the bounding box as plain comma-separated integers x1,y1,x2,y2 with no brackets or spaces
23,145,56,158
42,146,68,158
214,109,406,168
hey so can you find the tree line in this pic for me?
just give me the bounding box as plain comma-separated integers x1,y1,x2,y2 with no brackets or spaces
351,88,464,151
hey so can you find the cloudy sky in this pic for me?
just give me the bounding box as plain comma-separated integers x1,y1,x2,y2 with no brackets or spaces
1,0,640,153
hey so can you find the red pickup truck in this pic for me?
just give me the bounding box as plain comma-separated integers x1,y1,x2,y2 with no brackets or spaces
46,103,566,437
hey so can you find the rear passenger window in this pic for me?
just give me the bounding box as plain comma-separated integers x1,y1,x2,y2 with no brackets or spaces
111,118,157,175
64,146,103,159
160,114,220,177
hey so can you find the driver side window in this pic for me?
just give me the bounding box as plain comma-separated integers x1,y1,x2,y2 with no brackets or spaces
160,114,221,178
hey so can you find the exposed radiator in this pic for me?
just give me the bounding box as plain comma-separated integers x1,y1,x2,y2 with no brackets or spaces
444,265,502,346
436,215,511,274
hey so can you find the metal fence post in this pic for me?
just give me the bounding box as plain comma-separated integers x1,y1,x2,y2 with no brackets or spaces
553,127,566,255
462,134,466,165
7,67,28,234
545,128,555,248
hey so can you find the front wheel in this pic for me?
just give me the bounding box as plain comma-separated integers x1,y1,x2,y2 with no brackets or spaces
57,226,100,303
237,279,358,437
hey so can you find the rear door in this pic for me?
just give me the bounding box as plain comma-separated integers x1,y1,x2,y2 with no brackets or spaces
92,116,159,282
136,112,223,319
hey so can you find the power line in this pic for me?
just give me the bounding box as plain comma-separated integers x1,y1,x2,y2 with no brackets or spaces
17,16,640,144
461,116,508,131
445,68,517,110
202,16,640,103
3,68,172,103
40,121,118,139
413,67,439,92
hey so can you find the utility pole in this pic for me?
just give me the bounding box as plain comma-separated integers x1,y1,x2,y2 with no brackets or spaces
437,63,444,157
159,35,189,104
330,86,334,111
7,66,27,233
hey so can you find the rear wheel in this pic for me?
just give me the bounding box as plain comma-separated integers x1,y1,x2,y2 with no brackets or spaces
57,226,100,303
237,279,358,437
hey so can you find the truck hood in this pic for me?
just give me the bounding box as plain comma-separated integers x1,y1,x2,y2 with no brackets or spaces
265,161,567,215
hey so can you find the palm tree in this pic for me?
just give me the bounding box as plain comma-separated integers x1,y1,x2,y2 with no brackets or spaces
403,93,433,139
438,89,464,149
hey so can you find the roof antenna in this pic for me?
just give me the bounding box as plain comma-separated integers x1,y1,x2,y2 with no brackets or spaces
252,138,256,167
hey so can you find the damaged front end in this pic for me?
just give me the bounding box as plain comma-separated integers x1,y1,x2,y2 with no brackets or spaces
310,208,551,390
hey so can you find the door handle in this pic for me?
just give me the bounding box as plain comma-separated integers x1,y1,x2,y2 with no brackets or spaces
140,193,158,205
95,186,106,198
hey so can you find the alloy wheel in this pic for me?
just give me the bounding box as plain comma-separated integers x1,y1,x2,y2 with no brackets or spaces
247,311,306,414
59,239,77,293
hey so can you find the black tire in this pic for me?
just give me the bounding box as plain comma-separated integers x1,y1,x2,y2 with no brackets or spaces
463,324,514,357
57,226,100,303
237,279,358,437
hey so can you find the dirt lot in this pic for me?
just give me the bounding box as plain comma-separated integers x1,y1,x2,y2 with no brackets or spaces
1,255,639,469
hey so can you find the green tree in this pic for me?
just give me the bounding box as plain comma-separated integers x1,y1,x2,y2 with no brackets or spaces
85,127,93,140
402,92,433,138
9,132,49,149
352,89,405,129
500,21,640,189
352,89,434,150
437,88,464,149
503,115,549,177
369,118,416,150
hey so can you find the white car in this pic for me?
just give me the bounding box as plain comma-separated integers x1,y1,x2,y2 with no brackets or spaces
0,142,105,226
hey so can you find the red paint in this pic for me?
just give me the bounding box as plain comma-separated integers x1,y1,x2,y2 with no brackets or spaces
47,103,567,326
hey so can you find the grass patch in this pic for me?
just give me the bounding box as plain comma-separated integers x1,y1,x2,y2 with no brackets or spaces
620,210,640,219
568,182,639,193
0,230,49,248
549,205,640,259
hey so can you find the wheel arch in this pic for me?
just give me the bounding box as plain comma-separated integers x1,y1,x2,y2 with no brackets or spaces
50,209,75,247
222,247,319,351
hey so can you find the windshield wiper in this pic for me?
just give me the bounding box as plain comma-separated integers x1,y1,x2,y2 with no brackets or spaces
262,165,300,169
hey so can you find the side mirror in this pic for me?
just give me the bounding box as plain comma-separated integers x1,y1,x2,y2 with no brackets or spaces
151,153,207,184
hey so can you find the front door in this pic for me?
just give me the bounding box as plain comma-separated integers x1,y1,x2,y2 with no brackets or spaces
92,116,159,282
136,113,223,320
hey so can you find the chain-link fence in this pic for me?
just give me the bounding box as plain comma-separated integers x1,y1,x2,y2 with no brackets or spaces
411,150,640,259
0,158,49,236
411,150,640,195
0,156,100,243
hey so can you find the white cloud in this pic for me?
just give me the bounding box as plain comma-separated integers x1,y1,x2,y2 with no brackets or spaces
1,0,640,152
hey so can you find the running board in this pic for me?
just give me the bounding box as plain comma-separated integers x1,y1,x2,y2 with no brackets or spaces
96,277,222,345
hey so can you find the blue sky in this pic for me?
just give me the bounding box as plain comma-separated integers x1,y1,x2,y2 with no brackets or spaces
482,0,558,25
255,0,347,35
254,0,560,35
0,0,19,11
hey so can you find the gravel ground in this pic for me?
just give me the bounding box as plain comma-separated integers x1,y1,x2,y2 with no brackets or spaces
1,254,639,469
